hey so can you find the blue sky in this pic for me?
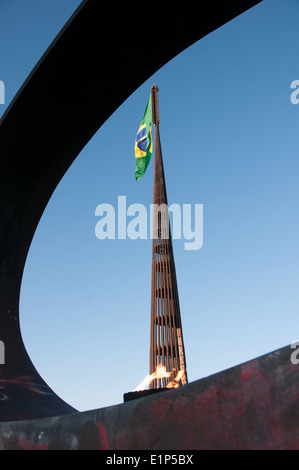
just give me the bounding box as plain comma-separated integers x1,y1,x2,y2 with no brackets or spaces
0,0,299,412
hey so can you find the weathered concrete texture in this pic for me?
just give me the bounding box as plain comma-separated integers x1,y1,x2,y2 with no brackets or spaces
0,344,298,450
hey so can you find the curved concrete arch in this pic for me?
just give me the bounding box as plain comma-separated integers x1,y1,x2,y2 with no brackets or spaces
0,0,262,421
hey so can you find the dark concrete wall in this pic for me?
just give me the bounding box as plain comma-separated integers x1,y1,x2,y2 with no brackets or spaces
0,345,298,450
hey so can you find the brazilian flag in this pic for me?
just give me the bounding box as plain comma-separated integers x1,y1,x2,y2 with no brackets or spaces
135,92,153,181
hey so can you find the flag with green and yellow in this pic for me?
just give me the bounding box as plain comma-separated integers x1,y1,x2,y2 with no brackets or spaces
135,92,153,181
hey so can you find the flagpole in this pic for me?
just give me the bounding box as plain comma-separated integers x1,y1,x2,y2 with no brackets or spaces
149,86,188,388
151,85,160,127
151,86,168,203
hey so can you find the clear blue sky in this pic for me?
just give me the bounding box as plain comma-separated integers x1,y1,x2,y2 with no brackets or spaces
0,0,298,412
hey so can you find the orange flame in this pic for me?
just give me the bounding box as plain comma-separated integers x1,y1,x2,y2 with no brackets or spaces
166,369,185,389
133,365,184,392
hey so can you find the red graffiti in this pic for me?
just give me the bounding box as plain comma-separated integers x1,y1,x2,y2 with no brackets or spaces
18,436,48,450
96,420,109,450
